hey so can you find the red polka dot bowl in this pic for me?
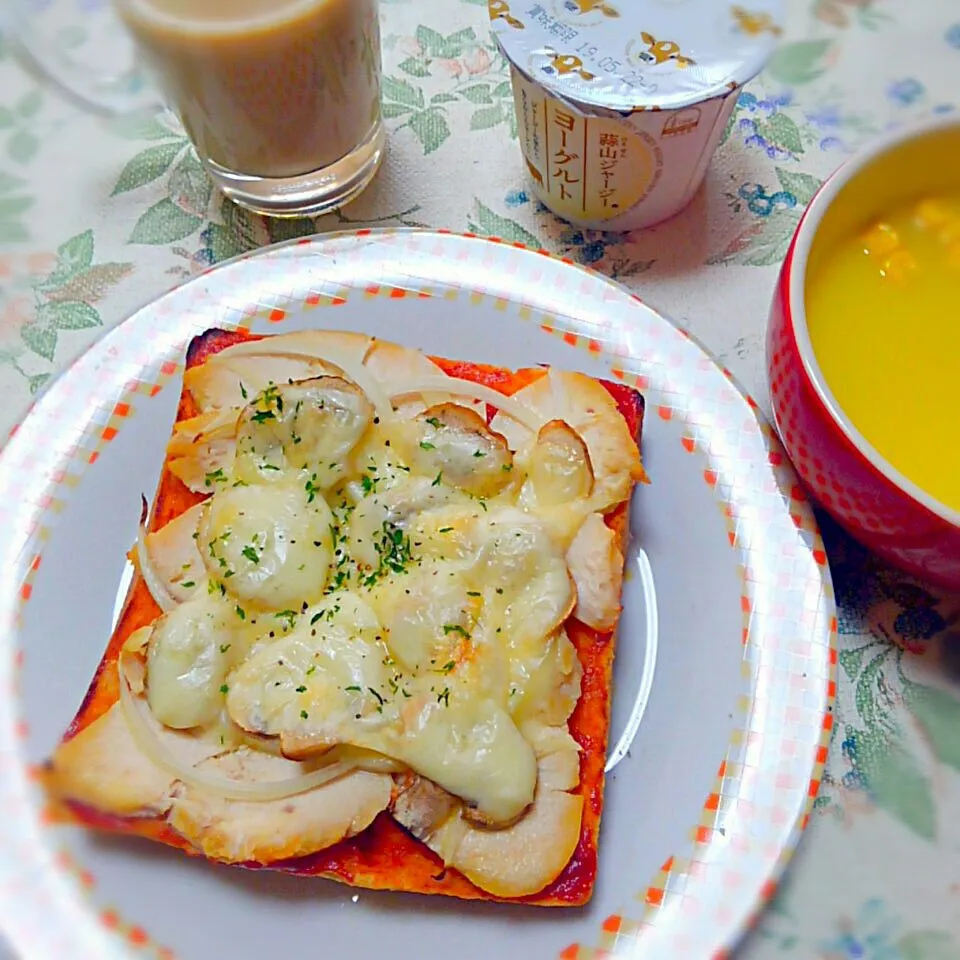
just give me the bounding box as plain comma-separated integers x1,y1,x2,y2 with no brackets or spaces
767,115,960,589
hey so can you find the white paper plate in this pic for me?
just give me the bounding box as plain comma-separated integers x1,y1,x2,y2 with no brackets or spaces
0,230,835,960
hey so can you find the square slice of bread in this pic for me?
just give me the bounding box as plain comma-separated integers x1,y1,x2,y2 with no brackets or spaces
47,328,647,907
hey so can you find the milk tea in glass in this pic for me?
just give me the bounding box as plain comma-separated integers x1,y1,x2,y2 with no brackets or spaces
114,0,384,216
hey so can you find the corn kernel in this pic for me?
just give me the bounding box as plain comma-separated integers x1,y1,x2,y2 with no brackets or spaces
880,248,917,282
861,222,900,258
938,219,960,245
913,198,954,229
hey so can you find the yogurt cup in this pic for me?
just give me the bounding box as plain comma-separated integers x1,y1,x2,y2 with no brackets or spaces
488,0,784,231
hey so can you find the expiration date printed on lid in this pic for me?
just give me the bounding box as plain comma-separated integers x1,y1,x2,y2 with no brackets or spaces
489,0,785,111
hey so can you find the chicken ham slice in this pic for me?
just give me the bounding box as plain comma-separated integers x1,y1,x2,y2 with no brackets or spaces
184,354,335,412
565,512,625,632
49,701,392,865
141,502,206,602
169,749,391,865
49,701,222,818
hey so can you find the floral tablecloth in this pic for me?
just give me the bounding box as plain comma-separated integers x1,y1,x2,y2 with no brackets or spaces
1,0,960,957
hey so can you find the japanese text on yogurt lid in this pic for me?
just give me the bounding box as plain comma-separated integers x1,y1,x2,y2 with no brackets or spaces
489,0,784,113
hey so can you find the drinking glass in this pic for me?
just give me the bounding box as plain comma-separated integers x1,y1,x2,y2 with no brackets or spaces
2,0,386,217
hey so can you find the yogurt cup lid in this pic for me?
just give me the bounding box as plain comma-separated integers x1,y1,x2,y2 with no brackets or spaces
488,0,784,113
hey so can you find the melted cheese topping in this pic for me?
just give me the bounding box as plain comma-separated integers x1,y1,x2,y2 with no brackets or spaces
141,345,637,830
198,481,335,610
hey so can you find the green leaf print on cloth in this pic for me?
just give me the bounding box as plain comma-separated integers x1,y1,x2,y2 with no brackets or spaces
167,151,213,219
899,931,960,960
169,199,429,279
847,725,936,840
0,88,45,166
130,198,203,245
107,120,210,246
764,39,834,85
468,200,541,248
0,171,33,244
755,112,805,155
902,677,960,773
382,23,516,150
820,899,960,960
814,515,960,844
36,231,93,289
112,141,186,196
107,112,182,142
407,108,452,155
15,230,133,366
709,208,803,266
775,168,822,206
382,74,453,154
382,75,424,111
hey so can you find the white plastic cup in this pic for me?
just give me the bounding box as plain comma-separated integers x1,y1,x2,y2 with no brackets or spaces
489,0,784,231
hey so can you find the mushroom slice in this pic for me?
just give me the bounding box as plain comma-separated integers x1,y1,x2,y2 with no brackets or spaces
380,473,476,525
234,376,374,488
391,725,583,898
48,702,220,818
168,748,392,864
143,502,206,602
565,513,625,632
392,771,459,838
491,371,644,512
529,419,594,506
393,403,514,498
